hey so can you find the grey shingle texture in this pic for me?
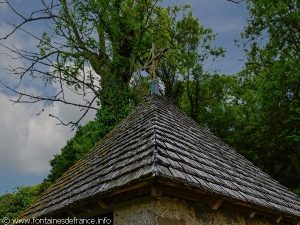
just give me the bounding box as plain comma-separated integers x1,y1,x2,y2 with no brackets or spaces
21,94,300,218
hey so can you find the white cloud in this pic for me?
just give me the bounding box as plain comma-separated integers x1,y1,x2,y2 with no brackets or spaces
0,2,8,12
0,87,96,175
0,22,25,85
0,20,97,175
49,63,98,125
0,93,71,174
53,83,97,125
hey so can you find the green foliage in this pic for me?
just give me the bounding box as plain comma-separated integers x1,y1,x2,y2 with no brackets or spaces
293,189,300,197
158,5,225,105
0,185,41,222
179,73,240,141
240,0,300,191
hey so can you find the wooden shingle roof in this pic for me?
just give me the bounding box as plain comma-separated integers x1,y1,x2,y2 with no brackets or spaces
21,94,300,219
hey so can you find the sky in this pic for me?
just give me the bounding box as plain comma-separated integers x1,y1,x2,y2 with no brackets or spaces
0,0,248,195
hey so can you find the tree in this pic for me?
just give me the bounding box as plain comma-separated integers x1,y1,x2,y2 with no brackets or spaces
158,5,224,108
0,185,41,222
45,4,226,183
0,0,175,127
239,0,300,191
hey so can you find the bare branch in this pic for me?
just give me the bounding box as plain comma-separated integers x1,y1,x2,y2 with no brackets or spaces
226,0,245,4
49,95,97,129
0,0,59,40
0,80,98,110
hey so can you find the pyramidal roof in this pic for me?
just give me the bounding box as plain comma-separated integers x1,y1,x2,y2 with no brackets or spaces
22,94,300,219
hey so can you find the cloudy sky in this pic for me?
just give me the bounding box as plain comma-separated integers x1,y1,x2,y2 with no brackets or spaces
0,0,248,195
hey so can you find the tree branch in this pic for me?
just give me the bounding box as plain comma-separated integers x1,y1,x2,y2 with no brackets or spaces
226,0,245,4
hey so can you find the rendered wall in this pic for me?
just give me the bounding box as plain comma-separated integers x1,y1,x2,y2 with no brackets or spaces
114,197,288,225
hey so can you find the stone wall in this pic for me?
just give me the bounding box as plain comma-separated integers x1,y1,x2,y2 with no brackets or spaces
114,197,289,225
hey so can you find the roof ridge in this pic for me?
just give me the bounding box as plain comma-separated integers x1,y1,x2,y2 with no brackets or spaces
152,95,159,177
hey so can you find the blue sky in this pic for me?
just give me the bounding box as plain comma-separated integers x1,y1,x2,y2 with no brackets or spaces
0,0,248,195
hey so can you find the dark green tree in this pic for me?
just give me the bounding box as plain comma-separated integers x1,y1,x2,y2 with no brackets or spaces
157,5,225,109
0,186,41,223
239,0,300,192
